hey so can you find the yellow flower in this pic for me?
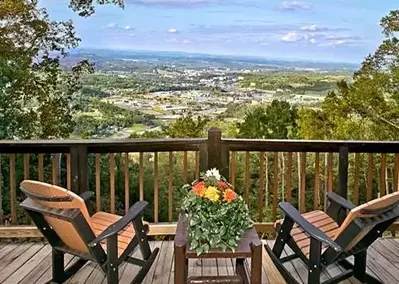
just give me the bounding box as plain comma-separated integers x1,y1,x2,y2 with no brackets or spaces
203,186,220,202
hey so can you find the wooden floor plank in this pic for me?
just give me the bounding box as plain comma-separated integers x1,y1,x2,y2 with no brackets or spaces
118,246,143,284
3,244,52,284
34,254,76,283
142,241,163,284
5,239,399,283
262,242,286,284
0,243,44,283
152,241,174,284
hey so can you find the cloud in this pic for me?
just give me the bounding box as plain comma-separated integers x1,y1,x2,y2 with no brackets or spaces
106,23,118,28
280,1,312,11
124,25,133,30
168,28,179,33
281,32,302,42
309,38,317,44
183,39,192,44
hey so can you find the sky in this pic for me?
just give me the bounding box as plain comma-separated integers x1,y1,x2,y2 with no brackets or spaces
39,0,397,63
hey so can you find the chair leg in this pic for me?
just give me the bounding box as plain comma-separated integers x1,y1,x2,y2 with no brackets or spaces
308,238,321,284
273,217,294,258
354,250,367,282
133,219,152,259
52,249,64,283
107,235,119,284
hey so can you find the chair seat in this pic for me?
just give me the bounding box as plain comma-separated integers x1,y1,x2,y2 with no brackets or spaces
90,211,136,257
274,210,339,257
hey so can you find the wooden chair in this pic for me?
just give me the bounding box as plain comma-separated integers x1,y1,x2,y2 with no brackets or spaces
265,191,399,284
20,180,159,284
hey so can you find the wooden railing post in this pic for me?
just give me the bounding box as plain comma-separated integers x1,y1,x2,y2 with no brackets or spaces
206,128,226,176
337,146,349,223
70,145,88,195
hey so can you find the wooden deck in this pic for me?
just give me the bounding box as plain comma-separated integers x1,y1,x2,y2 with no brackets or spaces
0,239,398,283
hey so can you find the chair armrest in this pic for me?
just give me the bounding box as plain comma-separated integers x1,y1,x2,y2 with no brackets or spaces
327,192,356,211
88,201,148,246
279,202,341,252
79,191,95,203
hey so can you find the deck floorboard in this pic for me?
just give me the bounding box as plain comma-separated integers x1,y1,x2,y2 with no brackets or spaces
1,238,399,283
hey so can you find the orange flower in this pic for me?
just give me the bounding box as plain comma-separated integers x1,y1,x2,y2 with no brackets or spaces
193,181,205,196
218,181,229,191
223,189,237,202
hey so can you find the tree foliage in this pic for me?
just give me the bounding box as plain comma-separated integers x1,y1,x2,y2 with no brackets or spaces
237,100,298,139
0,0,93,139
299,10,399,140
69,0,124,17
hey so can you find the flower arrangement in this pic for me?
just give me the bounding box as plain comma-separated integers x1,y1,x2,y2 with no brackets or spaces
181,168,253,255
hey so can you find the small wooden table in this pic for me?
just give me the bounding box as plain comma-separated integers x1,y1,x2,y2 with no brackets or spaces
174,215,262,284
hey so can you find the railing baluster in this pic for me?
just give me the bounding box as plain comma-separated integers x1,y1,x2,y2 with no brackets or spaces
244,151,250,204
183,151,188,184
23,154,29,180
110,153,115,214
95,154,101,211
272,152,279,220
395,153,399,192
299,152,306,213
380,153,387,196
154,152,159,223
286,152,292,204
195,151,199,179
9,154,17,225
124,153,130,214
168,151,173,222
66,153,71,190
258,152,265,222
139,152,144,201
52,154,59,185
314,152,320,210
327,152,333,193
229,151,236,189
0,155,2,224
353,153,360,205
38,154,44,182
367,153,374,201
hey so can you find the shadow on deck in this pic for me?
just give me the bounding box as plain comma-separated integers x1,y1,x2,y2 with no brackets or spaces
0,239,398,283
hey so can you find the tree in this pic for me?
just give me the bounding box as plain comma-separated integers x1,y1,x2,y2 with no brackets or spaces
0,0,93,139
237,100,298,139
298,10,399,140
68,0,123,17
162,114,210,138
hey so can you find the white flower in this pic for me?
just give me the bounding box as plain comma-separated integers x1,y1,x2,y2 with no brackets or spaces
205,168,221,180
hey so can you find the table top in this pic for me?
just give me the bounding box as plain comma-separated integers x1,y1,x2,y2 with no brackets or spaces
174,214,261,259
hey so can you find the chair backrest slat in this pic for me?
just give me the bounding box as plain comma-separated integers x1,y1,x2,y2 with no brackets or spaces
333,191,399,252
21,180,94,253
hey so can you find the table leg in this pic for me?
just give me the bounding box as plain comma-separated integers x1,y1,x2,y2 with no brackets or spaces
175,243,187,284
236,258,249,284
250,241,262,284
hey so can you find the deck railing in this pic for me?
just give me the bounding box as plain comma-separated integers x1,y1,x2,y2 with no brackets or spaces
0,128,398,238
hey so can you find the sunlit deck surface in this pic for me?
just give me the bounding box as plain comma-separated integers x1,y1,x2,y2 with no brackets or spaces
0,239,398,283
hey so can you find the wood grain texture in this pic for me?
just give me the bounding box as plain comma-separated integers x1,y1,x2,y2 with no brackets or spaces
258,152,265,222
9,154,17,225
244,151,250,204
183,151,188,184
327,152,333,193
154,152,159,223
353,153,360,205
380,153,387,196
229,151,236,189
110,153,115,214
95,153,101,211
124,152,130,214
51,154,58,185
66,153,71,190
367,153,374,201
286,152,292,204
23,154,29,180
314,152,320,210
168,151,173,222
37,154,44,182
299,152,306,214
272,152,279,221
139,152,144,201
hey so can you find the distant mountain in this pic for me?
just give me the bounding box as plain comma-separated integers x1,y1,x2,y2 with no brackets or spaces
67,48,359,72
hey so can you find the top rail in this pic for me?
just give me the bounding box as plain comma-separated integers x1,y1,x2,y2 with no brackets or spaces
223,138,399,153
